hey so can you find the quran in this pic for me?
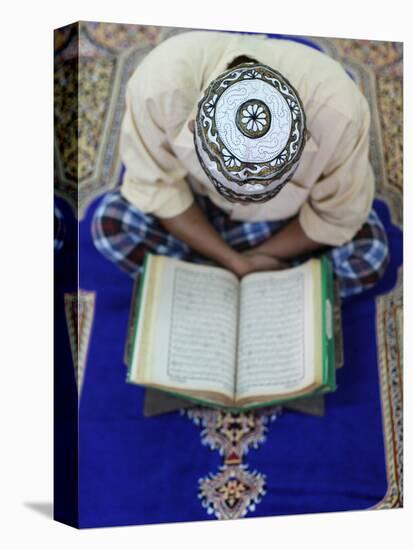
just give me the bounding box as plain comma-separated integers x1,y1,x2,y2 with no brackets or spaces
125,254,336,411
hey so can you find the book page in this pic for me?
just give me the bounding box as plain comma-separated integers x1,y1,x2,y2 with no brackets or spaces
134,257,239,397
235,262,316,399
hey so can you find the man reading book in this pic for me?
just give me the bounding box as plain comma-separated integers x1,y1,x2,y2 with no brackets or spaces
92,31,389,298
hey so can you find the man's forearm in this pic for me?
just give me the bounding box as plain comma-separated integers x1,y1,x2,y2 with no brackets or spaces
256,216,326,260
159,201,243,271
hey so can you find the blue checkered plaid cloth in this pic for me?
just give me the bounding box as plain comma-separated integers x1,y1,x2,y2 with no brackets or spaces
92,190,389,298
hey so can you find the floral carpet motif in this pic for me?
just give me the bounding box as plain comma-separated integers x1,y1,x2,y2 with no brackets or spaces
187,407,280,519
55,24,403,520
64,290,96,393
54,22,181,218
373,271,403,508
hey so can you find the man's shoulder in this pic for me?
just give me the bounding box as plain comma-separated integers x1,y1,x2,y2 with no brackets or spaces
127,31,231,98
267,40,368,122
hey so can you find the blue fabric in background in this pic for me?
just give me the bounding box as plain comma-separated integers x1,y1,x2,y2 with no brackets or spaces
54,194,401,528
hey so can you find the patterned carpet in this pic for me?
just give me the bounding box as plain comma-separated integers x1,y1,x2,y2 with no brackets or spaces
54,23,403,524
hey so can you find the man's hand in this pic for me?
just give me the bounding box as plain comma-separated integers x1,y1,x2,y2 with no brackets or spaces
254,217,324,260
231,251,288,278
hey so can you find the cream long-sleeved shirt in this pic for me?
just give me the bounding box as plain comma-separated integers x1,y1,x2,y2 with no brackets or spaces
119,31,374,246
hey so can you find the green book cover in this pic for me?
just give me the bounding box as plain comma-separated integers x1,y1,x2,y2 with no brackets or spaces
321,255,337,393
125,254,150,379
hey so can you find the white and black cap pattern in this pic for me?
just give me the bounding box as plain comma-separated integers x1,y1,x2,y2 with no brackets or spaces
194,63,307,202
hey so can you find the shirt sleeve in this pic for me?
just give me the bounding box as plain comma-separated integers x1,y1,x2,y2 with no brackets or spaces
119,79,194,219
298,101,375,247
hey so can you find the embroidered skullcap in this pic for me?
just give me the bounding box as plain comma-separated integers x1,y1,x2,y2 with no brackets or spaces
194,62,307,202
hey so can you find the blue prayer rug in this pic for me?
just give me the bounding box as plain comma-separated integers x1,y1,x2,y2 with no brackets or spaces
54,24,403,527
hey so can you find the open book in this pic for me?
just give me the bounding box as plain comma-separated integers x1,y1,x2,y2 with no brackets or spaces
125,254,336,411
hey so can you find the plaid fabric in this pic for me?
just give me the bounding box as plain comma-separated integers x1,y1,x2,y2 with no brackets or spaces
54,204,65,251
92,190,389,298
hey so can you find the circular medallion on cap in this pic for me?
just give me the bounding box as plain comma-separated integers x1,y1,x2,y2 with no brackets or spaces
194,63,307,203
236,99,271,138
